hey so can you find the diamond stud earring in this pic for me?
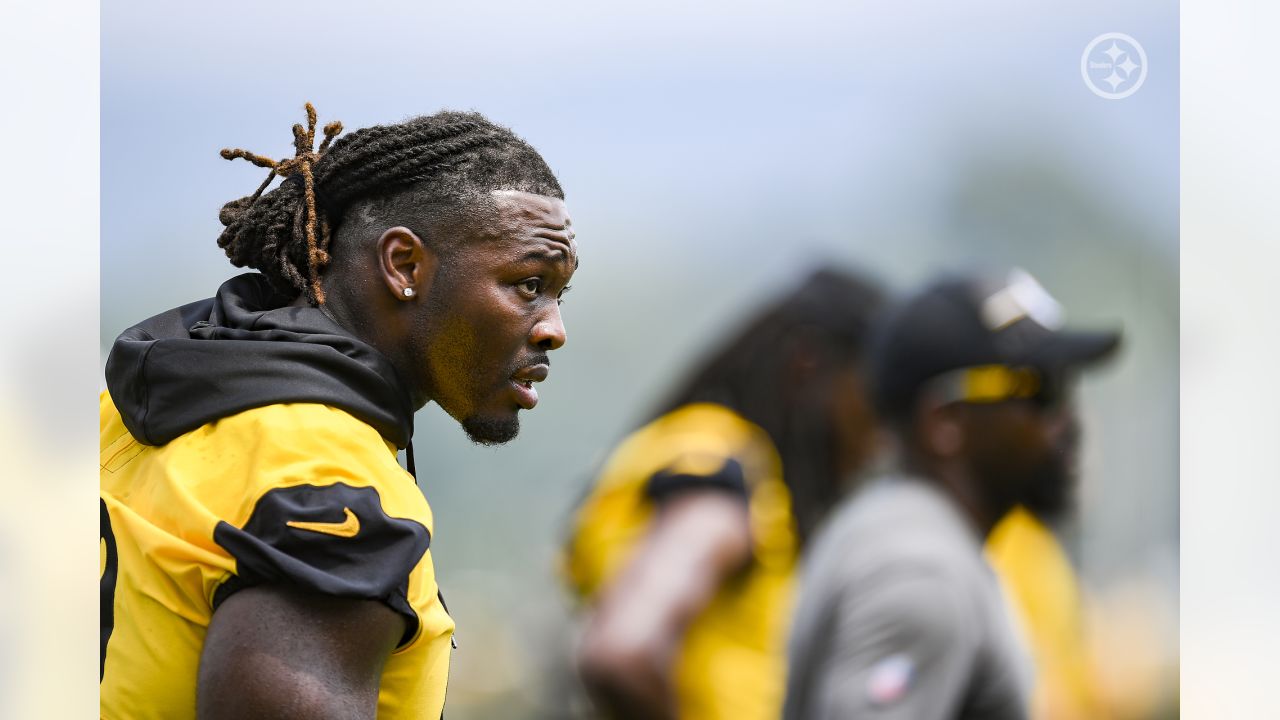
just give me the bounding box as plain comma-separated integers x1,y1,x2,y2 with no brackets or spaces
403,287,416,298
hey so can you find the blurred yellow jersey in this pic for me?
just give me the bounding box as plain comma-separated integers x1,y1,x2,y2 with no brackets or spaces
99,393,454,719
562,403,799,720
987,506,1103,720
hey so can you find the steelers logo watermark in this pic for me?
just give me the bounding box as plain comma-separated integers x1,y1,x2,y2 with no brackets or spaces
1080,33,1147,100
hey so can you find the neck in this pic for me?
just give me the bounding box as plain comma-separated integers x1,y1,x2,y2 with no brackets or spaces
901,449,1005,539
314,281,432,411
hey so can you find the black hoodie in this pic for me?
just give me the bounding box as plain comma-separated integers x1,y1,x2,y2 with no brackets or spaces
106,273,415,449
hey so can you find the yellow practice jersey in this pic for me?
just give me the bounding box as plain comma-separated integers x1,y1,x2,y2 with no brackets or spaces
563,403,799,720
100,392,454,719
987,507,1103,720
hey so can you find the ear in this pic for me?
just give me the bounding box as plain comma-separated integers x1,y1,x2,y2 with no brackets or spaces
375,226,439,301
915,399,964,458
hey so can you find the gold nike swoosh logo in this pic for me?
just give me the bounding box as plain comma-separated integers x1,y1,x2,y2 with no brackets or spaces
286,507,360,538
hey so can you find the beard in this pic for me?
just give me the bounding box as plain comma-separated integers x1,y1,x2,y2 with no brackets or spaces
1019,451,1074,522
461,413,520,446
969,448,1073,526
457,353,548,446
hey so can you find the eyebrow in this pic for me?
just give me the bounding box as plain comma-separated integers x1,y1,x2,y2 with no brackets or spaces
518,247,579,270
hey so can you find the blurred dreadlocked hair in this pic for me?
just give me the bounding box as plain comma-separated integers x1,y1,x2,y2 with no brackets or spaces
217,103,563,305
651,268,884,544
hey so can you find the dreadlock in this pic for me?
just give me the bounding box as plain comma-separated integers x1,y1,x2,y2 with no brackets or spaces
217,103,563,305
651,268,884,545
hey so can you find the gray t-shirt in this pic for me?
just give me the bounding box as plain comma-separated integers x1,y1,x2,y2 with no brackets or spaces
783,476,1031,720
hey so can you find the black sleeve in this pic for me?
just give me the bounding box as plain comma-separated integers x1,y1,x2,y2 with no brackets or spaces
212,482,431,647
645,456,749,503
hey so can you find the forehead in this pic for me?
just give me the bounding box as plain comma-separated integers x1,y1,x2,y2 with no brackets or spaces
490,190,571,229
467,190,572,257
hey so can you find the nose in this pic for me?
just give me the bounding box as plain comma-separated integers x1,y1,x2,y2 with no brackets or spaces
531,304,567,351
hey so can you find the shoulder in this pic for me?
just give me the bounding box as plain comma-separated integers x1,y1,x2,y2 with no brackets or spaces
211,402,397,453
816,477,977,550
203,406,435,646
565,403,787,594
802,478,988,605
609,403,780,487
847,567,973,640
640,403,773,461
196,403,413,491
160,402,430,535
794,556,978,669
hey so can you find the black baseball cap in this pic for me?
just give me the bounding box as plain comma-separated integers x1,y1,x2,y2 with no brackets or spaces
870,269,1120,421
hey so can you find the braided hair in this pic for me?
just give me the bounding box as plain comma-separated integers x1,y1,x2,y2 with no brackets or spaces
651,268,884,544
217,103,563,305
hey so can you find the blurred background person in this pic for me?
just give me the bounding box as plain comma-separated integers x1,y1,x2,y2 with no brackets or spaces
783,269,1119,720
560,267,884,720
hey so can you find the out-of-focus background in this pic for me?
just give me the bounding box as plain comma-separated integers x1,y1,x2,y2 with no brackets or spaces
97,0,1177,717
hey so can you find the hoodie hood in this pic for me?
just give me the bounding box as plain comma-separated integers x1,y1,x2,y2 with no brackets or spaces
106,273,415,449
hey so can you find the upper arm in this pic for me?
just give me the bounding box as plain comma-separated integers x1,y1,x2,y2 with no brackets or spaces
804,571,976,720
580,487,752,663
197,584,404,720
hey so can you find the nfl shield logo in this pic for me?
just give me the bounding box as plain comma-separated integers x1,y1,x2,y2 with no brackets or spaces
866,653,915,706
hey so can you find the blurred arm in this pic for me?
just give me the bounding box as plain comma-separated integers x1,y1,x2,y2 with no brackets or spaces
196,584,405,720
577,490,752,720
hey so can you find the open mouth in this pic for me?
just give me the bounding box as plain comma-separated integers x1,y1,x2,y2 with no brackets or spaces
510,364,549,410
510,378,539,410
